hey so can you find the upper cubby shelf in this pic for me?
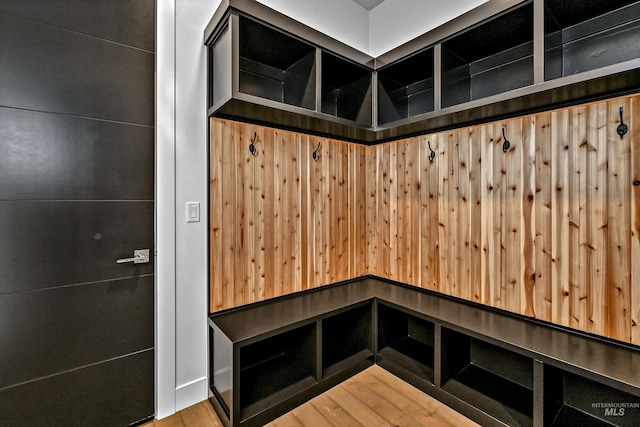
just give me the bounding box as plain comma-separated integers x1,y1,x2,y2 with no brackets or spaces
377,48,434,125
204,0,640,143
441,1,534,108
238,16,316,110
544,0,640,80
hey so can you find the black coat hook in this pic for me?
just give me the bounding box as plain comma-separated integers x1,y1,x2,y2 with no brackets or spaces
249,132,258,156
617,107,628,138
312,142,321,162
502,128,510,153
427,141,436,162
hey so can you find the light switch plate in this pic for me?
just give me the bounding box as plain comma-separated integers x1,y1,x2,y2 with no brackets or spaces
186,201,200,223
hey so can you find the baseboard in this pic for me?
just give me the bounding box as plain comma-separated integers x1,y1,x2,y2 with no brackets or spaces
175,376,209,412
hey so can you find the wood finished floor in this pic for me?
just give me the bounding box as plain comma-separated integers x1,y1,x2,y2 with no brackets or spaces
144,365,480,427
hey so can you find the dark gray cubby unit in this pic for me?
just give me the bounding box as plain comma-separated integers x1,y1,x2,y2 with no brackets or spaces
238,16,316,110
321,52,372,125
441,328,534,427
209,277,640,427
377,48,434,125
544,0,640,81
441,1,534,108
376,302,435,384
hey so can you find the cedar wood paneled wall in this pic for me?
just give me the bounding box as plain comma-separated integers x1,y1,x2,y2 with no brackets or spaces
210,93,640,344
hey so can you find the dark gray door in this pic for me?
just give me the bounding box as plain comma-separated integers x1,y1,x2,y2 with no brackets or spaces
0,2,155,426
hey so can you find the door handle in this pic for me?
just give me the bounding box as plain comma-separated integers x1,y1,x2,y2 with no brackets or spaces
117,249,150,264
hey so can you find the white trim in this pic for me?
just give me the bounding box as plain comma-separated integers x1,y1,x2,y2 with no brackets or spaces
155,0,177,419
176,377,209,412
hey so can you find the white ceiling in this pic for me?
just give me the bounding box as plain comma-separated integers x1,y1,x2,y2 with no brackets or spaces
351,0,387,11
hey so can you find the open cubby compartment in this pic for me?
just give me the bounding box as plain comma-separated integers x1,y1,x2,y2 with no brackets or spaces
238,15,316,110
377,48,434,125
544,0,640,81
441,1,534,108
441,328,534,427
321,303,373,378
544,365,640,427
376,302,434,383
238,322,317,420
321,51,372,125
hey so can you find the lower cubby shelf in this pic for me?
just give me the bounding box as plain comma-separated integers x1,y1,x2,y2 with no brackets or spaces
239,322,316,419
441,328,534,427
322,303,374,378
377,303,435,383
544,365,640,427
239,355,316,419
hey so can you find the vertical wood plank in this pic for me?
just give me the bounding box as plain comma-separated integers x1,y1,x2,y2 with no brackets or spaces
281,130,293,296
421,135,440,291
607,98,631,342
381,143,392,278
314,138,326,288
492,123,506,309
376,144,386,278
221,121,237,309
396,139,407,282
534,112,553,321
504,119,523,314
254,125,266,302
273,129,284,297
468,126,482,303
291,132,302,292
588,102,608,336
551,109,570,327
240,124,256,304
408,138,422,285
631,95,640,345
210,118,224,312
522,115,536,317
569,106,589,329
234,123,247,306
366,145,379,276
458,129,471,300
300,134,310,290
481,123,495,306
356,144,368,277
438,131,450,295
389,141,399,280
449,130,460,298
338,140,350,281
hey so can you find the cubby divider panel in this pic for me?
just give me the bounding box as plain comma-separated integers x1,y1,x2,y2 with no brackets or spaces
239,322,317,420
321,303,373,378
210,324,233,417
238,16,316,110
544,364,640,427
441,328,534,427
544,0,640,81
377,303,435,383
377,48,434,125
441,1,533,108
321,52,372,125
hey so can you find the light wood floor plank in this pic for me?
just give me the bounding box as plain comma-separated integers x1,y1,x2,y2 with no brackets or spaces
144,366,479,427
308,394,364,427
179,401,224,427
339,373,424,427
